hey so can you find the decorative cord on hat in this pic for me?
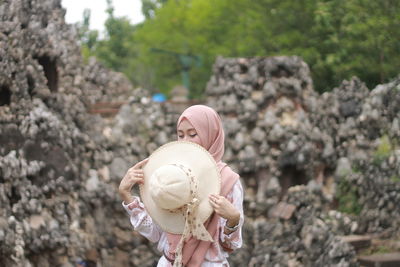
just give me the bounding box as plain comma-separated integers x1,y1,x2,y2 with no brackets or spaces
170,164,214,267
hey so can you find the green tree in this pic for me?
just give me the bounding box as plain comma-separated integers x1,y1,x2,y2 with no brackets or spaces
309,0,400,91
80,0,400,97
77,9,99,62
94,0,137,73
141,0,168,19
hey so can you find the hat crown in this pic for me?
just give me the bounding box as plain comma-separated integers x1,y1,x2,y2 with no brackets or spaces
141,141,221,234
149,164,191,210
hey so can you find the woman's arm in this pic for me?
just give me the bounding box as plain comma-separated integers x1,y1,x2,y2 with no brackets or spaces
119,159,163,243
216,180,244,251
119,158,148,203
122,197,163,243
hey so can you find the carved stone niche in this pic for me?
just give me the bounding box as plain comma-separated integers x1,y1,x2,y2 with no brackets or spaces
0,84,11,106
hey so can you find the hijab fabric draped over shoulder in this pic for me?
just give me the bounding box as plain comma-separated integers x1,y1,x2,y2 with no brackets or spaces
166,105,240,267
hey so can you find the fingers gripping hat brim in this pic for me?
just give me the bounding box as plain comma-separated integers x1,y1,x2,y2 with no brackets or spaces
140,141,221,234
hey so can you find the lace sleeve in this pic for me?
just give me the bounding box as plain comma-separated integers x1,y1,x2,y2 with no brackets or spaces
219,180,244,251
122,196,163,243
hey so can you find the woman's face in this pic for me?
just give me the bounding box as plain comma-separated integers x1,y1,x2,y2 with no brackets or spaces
177,119,202,146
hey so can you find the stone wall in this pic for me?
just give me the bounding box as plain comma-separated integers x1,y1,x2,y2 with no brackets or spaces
205,57,399,266
0,0,140,266
206,56,400,224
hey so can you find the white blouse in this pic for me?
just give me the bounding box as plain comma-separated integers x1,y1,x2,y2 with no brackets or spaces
122,180,244,267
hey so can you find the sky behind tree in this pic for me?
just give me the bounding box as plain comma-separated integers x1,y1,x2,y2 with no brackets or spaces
62,0,144,36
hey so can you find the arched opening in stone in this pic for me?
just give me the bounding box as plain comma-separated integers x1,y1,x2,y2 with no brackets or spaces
240,64,248,73
27,73,36,96
36,55,58,92
10,185,21,206
271,64,293,78
279,166,307,198
41,16,48,28
0,85,11,106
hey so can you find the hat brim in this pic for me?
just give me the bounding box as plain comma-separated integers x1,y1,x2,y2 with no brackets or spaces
140,141,221,234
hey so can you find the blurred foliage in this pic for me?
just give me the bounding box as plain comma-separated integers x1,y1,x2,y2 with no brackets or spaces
391,175,400,183
373,135,394,166
78,0,400,98
77,9,98,64
141,0,167,19
360,244,394,255
336,177,362,215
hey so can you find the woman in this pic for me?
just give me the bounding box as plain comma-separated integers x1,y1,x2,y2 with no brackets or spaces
119,105,244,266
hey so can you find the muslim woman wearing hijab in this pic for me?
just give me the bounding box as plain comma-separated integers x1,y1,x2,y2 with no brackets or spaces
119,105,244,267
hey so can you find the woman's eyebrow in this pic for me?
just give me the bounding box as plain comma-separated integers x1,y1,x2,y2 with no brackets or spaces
178,128,196,132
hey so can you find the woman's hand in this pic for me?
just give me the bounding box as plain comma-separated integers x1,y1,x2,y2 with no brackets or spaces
119,158,149,204
209,194,240,233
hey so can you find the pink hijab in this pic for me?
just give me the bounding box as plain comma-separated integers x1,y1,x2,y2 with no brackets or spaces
166,105,240,266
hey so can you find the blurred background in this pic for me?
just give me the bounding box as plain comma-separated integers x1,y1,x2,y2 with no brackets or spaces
64,0,399,98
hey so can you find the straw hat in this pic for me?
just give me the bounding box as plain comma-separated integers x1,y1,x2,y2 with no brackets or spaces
140,141,221,234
